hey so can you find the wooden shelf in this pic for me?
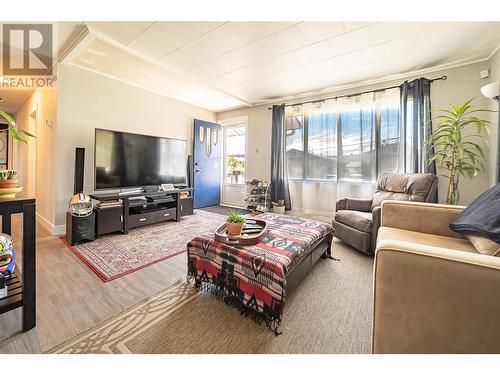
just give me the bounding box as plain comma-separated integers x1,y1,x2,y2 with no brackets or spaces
0,268,23,315
0,196,36,332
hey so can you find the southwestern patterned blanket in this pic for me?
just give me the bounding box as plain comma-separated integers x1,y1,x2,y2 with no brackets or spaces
187,213,334,333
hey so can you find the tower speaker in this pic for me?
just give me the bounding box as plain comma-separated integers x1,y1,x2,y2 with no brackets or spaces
187,154,194,188
74,147,85,194
65,212,95,245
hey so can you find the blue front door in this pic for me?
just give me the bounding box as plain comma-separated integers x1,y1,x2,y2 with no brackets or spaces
193,119,222,208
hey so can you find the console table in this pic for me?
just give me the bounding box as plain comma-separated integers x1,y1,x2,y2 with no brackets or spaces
0,196,36,332
90,188,194,235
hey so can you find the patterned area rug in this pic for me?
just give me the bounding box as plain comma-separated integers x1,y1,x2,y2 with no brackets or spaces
46,242,374,354
61,210,225,282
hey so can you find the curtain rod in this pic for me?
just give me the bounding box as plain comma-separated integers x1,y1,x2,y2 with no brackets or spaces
267,75,447,110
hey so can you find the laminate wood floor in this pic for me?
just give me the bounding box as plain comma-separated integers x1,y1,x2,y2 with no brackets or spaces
0,215,186,353
0,208,333,354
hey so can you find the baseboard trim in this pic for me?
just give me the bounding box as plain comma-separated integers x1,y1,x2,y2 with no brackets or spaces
36,213,66,236
289,209,333,217
220,203,247,209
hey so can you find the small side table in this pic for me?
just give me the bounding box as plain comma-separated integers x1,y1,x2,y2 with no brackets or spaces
0,196,36,332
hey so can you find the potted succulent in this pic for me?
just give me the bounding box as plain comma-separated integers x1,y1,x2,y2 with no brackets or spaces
226,211,246,236
0,170,18,189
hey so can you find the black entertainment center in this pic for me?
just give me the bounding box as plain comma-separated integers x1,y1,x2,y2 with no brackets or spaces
66,128,195,245
90,188,194,235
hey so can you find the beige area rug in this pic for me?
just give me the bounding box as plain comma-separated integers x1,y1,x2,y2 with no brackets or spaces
47,242,374,354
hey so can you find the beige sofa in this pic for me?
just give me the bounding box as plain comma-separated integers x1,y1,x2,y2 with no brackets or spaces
372,200,500,354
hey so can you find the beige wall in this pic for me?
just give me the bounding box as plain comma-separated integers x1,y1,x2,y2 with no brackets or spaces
486,48,499,186
13,89,57,229
218,106,272,182
55,64,216,228
218,59,498,206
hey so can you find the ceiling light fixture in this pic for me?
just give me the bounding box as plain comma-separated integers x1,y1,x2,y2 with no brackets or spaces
480,81,499,100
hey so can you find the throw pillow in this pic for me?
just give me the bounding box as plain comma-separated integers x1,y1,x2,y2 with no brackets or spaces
449,183,500,244
465,234,500,256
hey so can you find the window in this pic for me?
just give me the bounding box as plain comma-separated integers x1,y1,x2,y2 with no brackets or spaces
285,115,304,179
285,92,400,182
223,125,246,184
307,112,337,179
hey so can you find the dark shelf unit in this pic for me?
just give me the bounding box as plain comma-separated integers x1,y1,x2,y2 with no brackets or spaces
90,188,194,235
0,196,36,332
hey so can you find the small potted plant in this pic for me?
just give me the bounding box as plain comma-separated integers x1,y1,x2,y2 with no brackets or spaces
226,211,246,236
0,170,18,189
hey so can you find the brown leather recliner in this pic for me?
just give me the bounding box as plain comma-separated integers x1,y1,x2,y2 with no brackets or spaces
332,173,438,254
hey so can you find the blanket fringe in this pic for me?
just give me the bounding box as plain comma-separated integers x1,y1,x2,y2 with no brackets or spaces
187,274,282,336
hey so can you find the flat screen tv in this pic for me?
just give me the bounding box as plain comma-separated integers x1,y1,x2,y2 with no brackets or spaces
95,128,187,190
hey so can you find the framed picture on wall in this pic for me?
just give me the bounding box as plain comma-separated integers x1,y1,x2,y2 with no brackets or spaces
0,129,8,169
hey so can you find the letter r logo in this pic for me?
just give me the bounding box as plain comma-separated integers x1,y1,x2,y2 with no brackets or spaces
2,24,53,75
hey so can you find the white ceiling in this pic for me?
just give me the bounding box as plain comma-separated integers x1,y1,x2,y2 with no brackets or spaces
57,21,500,111
0,89,33,114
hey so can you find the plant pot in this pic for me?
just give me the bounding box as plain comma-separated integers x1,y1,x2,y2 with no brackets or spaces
0,179,18,189
226,222,244,236
272,205,285,214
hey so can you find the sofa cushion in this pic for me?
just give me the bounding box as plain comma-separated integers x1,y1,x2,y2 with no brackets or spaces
465,234,500,256
334,210,372,233
371,173,437,210
377,227,478,254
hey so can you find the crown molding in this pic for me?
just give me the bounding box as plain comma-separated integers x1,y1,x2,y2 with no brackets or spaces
58,24,93,64
488,43,500,60
251,56,492,108
57,23,251,111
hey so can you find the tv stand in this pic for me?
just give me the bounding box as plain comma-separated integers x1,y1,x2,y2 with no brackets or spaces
90,188,194,235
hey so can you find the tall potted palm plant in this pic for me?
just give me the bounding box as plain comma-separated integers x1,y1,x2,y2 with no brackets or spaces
428,98,493,205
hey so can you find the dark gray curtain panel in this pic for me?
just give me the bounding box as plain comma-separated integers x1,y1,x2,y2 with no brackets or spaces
400,78,436,174
271,104,291,210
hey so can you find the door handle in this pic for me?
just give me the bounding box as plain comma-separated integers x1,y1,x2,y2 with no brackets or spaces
194,168,201,173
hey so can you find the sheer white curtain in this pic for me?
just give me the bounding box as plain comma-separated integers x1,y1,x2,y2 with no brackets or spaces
285,88,401,216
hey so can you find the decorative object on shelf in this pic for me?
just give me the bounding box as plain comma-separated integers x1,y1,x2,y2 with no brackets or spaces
0,273,6,299
0,170,18,188
215,219,268,246
245,179,271,211
428,98,493,205
0,196,36,332
0,170,22,198
160,183,175,192
68,193,93,217
272,200,286,214
225,211,246,236
0,233,16,278
0,123,8,168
